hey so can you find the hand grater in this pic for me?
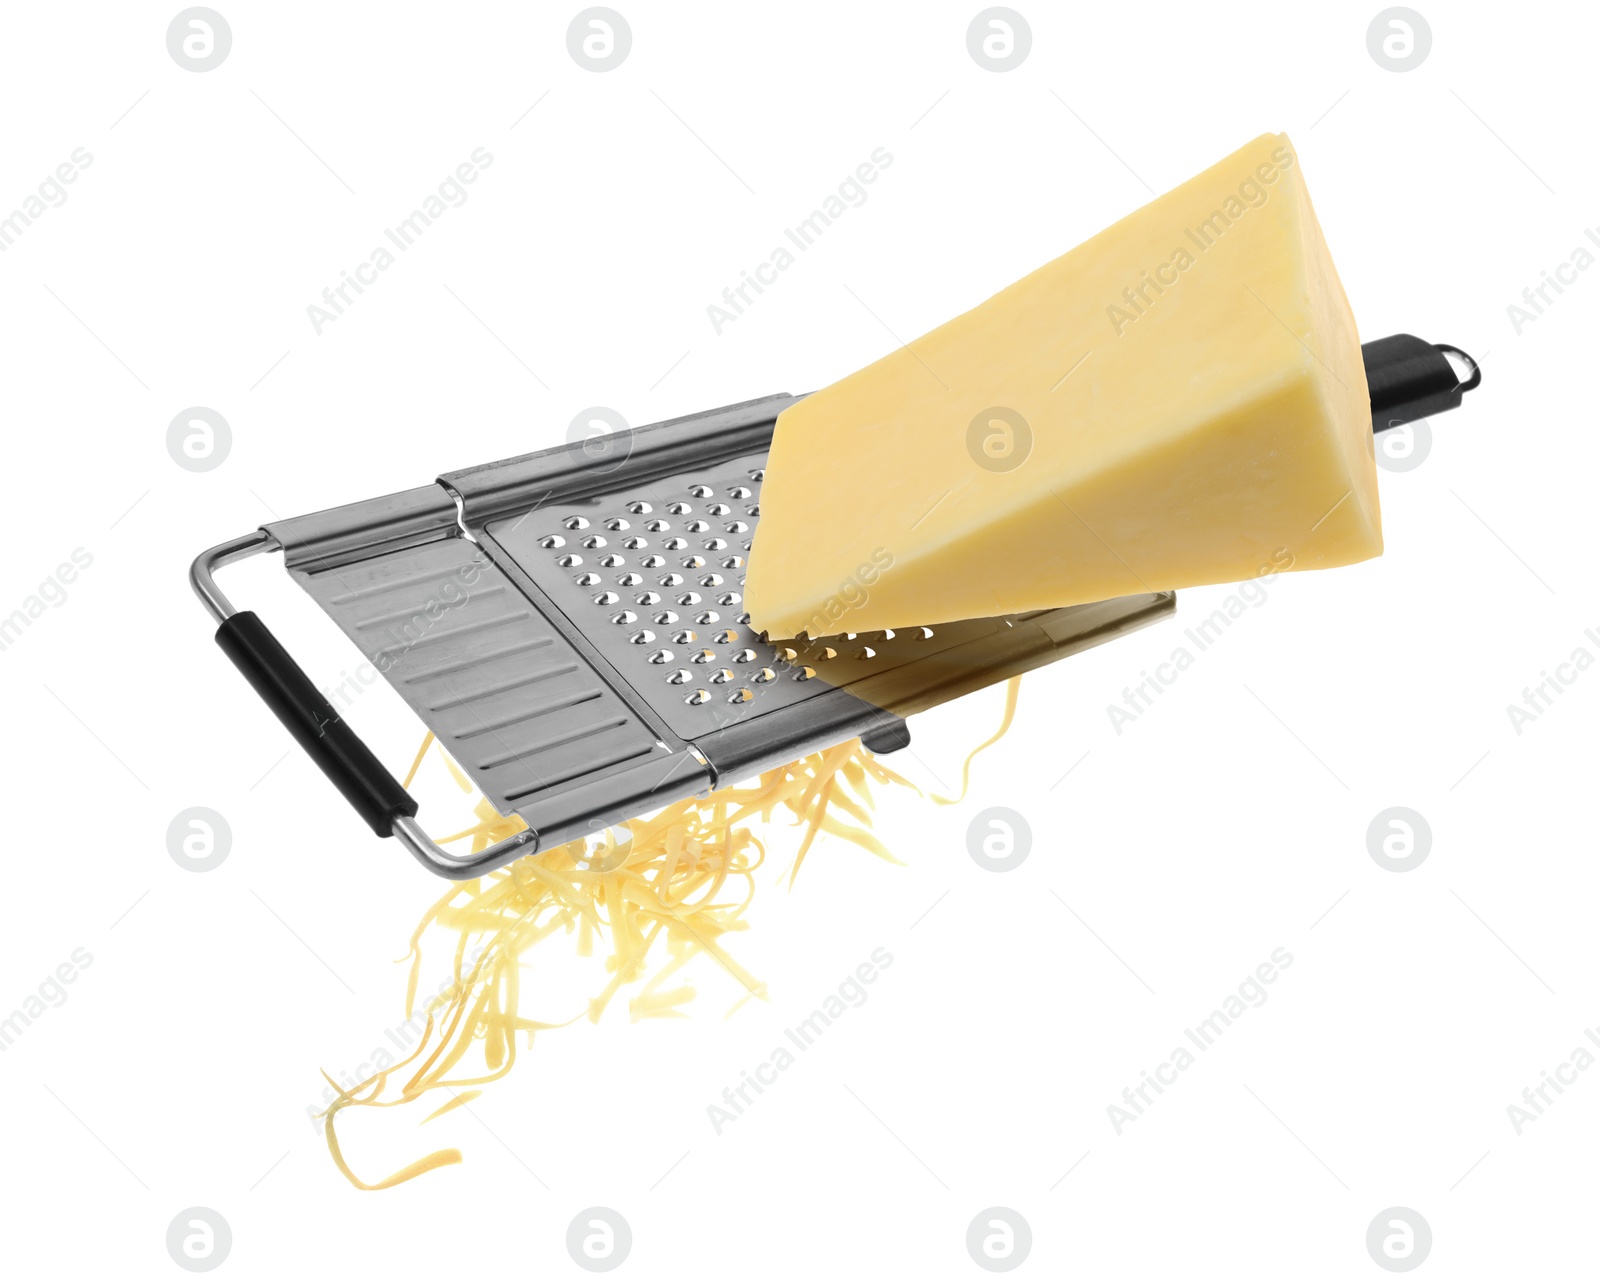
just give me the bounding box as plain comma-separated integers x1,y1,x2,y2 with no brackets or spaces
190,333,1478,879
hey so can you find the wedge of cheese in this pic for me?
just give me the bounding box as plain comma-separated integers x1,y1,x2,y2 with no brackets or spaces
745,132,1377,640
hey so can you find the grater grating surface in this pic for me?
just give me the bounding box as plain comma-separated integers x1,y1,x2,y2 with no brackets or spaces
489,449,819,737
487,446,1041,741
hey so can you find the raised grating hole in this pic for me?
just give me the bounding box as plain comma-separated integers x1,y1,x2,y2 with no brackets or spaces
747,503,760,516
695,611,720,624
794,666,816,681
647,649,673,664
667,502,692,515
640,554,665,568
575,572,601,586
881,629,896,639
604,517,630,531
749,469,765,481
858,646,876,660
622,536,648,550
599,554,625,567
682,555,707,569
672,629,697,643
563,516,589,530
581,535,606,549
617,571,643,586
658,572,684,586
819,646,837,660
540,535,565,548
557,553,583,567
686,520,710,533
717,592,741,606
654,610,678,624
700,573,724,587
713,629,738,644
593,591,620,605
733,648,757,663
636,591,662,605
628,630,656,645
663,537,688,551
726,521,749,533
728,688,753,703
704,538,728,550
626,501,652,514
913,626,934,640
710,669,734,684
689,485,713,497
677,592,701,605
729,486,751,499
645,519,670,532
667,669,691,684
735,612,751,624
611,610,638,624
721,555,744,569
707,503,731,516
753,668,776,683
778,646,798,662
690,649,716,664
686,690,710,705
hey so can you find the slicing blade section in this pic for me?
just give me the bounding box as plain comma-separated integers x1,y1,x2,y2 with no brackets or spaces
291,534,665,815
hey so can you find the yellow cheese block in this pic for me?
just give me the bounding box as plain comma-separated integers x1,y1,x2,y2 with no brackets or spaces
744,132,1377,640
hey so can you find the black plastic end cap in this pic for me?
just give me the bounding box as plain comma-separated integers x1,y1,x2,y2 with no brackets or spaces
1362,333,1481,433
860,718,912,756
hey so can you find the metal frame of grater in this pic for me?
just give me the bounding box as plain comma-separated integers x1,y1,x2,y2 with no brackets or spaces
190,333,1479,879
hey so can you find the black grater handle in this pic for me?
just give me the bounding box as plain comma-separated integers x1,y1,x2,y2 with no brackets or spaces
215,611,418,838
1363,334,1480,433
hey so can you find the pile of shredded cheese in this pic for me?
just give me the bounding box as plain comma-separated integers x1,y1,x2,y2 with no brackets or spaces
320,678,1021,1189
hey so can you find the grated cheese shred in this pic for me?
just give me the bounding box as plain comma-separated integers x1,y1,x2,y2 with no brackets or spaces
319,677,1021,1188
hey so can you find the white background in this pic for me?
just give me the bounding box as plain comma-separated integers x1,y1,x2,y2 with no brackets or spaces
1,1,1594,1274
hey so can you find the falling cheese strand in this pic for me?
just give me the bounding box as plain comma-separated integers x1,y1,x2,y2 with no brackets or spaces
932,673,1023,806
318,676,1022,1188
400,731,435,790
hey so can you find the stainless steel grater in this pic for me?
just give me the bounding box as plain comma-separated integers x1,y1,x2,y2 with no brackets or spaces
190,334,1478,879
